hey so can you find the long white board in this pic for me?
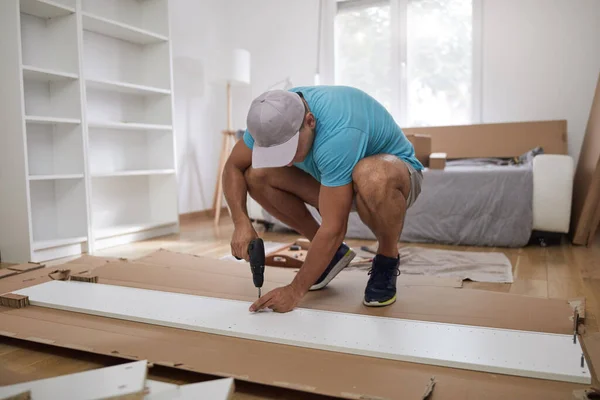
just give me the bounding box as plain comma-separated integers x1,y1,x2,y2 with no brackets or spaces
13,281,591,384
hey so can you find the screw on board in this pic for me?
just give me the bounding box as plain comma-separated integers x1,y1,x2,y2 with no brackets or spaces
581,353,585,368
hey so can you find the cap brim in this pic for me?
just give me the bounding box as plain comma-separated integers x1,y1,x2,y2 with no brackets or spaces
252,131,299,169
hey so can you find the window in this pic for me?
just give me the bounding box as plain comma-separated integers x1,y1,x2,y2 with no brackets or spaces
334,0,479,127
334,2,392,110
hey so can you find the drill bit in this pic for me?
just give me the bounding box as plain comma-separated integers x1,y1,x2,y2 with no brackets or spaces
258,287,261,298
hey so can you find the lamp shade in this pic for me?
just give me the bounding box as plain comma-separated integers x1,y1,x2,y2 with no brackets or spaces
225,48,251,86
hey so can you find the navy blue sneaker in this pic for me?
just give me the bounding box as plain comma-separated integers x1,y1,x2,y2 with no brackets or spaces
363,254,400,307
309,243,356,291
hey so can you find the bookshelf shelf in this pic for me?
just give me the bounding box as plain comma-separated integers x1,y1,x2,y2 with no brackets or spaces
81,12,167,45
19,0,75,20
22,65,78,82
86,78,171,96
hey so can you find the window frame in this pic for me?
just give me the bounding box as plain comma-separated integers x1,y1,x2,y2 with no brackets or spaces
330,0,482,126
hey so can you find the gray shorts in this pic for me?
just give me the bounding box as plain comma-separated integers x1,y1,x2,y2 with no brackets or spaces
404,161,423,209
351,160,423,211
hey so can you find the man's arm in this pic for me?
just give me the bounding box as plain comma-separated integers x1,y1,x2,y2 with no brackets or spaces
223,140,257,260
289,183,353,295
223,140,252,224
250,183,353,312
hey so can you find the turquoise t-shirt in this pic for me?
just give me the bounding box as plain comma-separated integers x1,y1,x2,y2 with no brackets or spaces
243,85,423,187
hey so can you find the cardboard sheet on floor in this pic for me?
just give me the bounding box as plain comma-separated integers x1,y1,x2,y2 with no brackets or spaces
0,249,596,400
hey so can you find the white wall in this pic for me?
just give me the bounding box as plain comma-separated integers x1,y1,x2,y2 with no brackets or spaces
229,0,321,129
481,0,600,163
169,0,233,214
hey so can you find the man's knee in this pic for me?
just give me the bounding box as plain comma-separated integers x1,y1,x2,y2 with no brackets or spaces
244,167,271,190
352,155,411,201
244,167,269,185
352,156,395,194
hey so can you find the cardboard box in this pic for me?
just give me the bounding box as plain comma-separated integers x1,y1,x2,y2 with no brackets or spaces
429,152,447,169
403,120,567,159
0,250,596,400
406,134,432,166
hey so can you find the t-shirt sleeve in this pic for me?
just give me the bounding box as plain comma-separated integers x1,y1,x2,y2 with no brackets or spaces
242,129,254,149
315,128,368,187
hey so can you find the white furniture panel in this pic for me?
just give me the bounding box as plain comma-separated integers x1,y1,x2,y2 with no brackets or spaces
0,360,147,400
0,0,178,263
23,78,81,120
89,129,174,175
88,121,172,131
83,31,171,90
86,88,172,126
82,0,169,38
81,12,167,45
19,0,76,19
26,122,84,176
15,281,592,385
29,178,87,244
22,65,78,82
91,175,178,240
20,9,78,74
145,378,235,400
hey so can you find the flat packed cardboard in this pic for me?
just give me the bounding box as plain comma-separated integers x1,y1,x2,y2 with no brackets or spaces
404,120,567,158
582,332,600,387
406,134,432,166
7,263,44,273
572,72,600,246
0,269,18,279
428,152,447,169
0,249,597,400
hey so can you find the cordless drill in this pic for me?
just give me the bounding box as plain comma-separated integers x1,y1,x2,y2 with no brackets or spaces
236,238,265,298
248,238,265,298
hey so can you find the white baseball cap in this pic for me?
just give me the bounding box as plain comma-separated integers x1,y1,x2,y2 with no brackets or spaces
246,90,305,168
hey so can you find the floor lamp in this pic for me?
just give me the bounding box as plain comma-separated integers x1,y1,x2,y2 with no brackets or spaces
213,49,251,226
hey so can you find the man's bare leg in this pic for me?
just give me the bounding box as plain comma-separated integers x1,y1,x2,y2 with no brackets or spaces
352,154,412,258
352,154,413,307
245,166,321,241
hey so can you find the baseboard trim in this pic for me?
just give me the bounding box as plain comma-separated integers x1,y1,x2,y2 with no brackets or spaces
179,207,228,223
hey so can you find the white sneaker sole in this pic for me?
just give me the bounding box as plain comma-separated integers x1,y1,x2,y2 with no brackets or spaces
309,249,356,291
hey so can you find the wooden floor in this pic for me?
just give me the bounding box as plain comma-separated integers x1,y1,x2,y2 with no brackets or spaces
2,215,600,398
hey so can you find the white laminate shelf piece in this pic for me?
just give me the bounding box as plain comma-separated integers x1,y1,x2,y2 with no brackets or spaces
86,78,171,96
22,65,78,82
15,281,593,385
32,236,86,251
19,0,75,19
88,121,172,131
91,169,175,178
0,360,147,400
25,116,81,125
81,12,168,45
28,174,84,181
94,221,178,239
145,378,235,400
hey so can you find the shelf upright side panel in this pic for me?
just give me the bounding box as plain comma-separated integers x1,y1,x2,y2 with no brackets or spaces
75,0,94,254
0,0,33,263
164,0,179,223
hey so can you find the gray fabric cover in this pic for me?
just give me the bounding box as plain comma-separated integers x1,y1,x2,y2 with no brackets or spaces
260,161,534,248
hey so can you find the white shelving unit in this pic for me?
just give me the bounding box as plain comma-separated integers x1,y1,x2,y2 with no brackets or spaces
0,0,178,263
